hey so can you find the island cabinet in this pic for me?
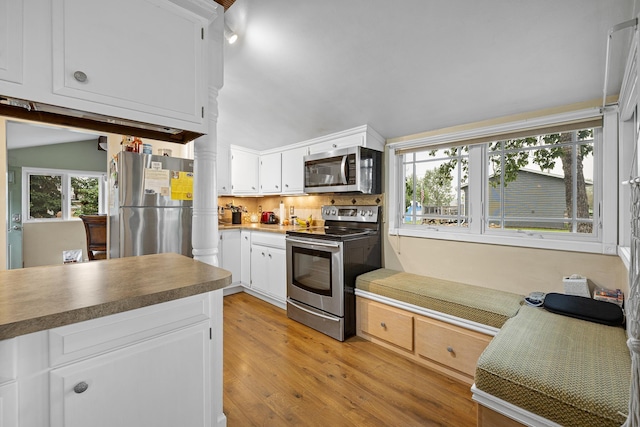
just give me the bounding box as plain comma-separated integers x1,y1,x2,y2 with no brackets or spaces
0,0,218,135
0,253,230,427
12,292,221,427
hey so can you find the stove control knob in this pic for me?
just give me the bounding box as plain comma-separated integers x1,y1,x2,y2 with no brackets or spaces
331,209,337,215
324,208,331,216
360,210,366,217
368,209,374,216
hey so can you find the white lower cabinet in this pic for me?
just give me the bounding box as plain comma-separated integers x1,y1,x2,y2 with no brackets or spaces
4,291,225,427
0,381,18,427
219,229,241,284
248,232,286,307
240,230,251,285
50,322,210,427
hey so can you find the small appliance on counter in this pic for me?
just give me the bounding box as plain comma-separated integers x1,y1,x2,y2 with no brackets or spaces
261,212,279,224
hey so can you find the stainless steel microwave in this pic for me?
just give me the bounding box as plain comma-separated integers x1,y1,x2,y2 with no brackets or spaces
303,146,382,194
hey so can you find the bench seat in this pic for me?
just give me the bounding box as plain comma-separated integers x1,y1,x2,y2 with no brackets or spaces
355,269,523,329
474,305,631,427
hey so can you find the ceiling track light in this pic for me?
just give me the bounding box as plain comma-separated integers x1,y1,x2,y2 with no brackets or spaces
224,24,238,44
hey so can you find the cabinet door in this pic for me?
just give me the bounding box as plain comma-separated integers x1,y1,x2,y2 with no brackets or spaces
308,132,364,154
220,230,241,284
281,147,307,194
266,247,287,303
240,231,251,285
50,322,210,427
259,152,282,194
250,244,269,294
51,0,205,126
0,0,23,84
231,149,259,193
217,141,231,195
0,382,18,427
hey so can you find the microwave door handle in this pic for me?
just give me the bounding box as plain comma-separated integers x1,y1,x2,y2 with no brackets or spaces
340,155,348,184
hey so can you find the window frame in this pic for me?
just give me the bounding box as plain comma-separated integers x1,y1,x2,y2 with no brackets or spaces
387,107,618,255
22,167,107,222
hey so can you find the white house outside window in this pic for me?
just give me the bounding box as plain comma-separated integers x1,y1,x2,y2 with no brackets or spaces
388,108,617,254
23,167,107,221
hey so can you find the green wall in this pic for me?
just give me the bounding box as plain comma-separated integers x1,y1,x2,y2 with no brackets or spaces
8,139,107,171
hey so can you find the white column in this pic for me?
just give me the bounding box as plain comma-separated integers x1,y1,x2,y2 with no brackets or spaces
192,8,224,268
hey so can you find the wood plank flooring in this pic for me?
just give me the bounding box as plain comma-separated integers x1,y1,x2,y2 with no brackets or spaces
223,292,477,426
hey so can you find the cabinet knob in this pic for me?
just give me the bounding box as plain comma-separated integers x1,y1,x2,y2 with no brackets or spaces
268,253,272,258
275,185,279,189
447,346,454,353
332,143,337,148
261,252,265,256
285,184,289,188
380,322,386,328
252,186,256,190
73,381,89,394
73,70,88,83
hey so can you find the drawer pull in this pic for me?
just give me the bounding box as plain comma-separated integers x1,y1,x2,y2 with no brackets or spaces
73,70,88,83
380,322,386,328
74,382,89,394
447,346,454,353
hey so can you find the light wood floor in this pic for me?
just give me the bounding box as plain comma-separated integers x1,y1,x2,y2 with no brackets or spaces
223,292,477,426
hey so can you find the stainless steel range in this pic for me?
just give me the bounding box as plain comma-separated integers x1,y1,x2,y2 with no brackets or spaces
285,205,382,341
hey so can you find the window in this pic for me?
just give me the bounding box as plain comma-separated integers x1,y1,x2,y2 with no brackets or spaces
486,130,597,236
388,108,616,254
403,146,468,228
23,167,106,221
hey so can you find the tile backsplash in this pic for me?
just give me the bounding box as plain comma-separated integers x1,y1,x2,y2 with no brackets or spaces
218,194,383,224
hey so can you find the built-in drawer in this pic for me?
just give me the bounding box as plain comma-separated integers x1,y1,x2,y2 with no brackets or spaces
358,299,413,351
49,293,210,367
415,316,491,377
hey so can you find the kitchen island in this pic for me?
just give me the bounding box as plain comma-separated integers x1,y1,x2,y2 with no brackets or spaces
0,253,231,427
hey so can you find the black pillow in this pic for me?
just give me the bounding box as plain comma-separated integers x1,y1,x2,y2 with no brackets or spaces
542,293,624,326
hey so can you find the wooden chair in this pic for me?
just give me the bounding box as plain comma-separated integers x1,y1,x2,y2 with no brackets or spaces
80,215,107,261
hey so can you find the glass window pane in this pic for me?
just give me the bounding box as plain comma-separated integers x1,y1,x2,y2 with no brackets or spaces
403,146,468,227
29,174,62,219
71,176,100,217
486,130,595,234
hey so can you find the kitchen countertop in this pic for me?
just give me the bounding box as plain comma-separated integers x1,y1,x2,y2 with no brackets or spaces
218,222,318,233
0,253,231,340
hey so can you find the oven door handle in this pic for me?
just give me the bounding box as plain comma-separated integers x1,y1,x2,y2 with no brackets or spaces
285,237,341,248
287,299,340,322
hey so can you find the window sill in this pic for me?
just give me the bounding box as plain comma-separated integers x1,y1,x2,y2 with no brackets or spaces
389,227,613,255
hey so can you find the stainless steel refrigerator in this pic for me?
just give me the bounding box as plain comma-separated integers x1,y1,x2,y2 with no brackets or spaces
109,151,194,258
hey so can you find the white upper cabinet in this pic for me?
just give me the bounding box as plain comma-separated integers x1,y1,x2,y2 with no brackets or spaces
259,152,282,194
51,0,206,129
0,0,23,85
217,141,231,195
231,147,259,194
308,125,385,154
281,146,307,194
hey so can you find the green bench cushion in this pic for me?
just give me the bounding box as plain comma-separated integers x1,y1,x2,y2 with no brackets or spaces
355,269,523,328
475,306,630,427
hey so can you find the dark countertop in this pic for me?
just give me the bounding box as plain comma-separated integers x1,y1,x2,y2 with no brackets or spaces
0,253,231,340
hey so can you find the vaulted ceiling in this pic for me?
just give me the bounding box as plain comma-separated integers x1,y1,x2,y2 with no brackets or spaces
218,0,636,151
